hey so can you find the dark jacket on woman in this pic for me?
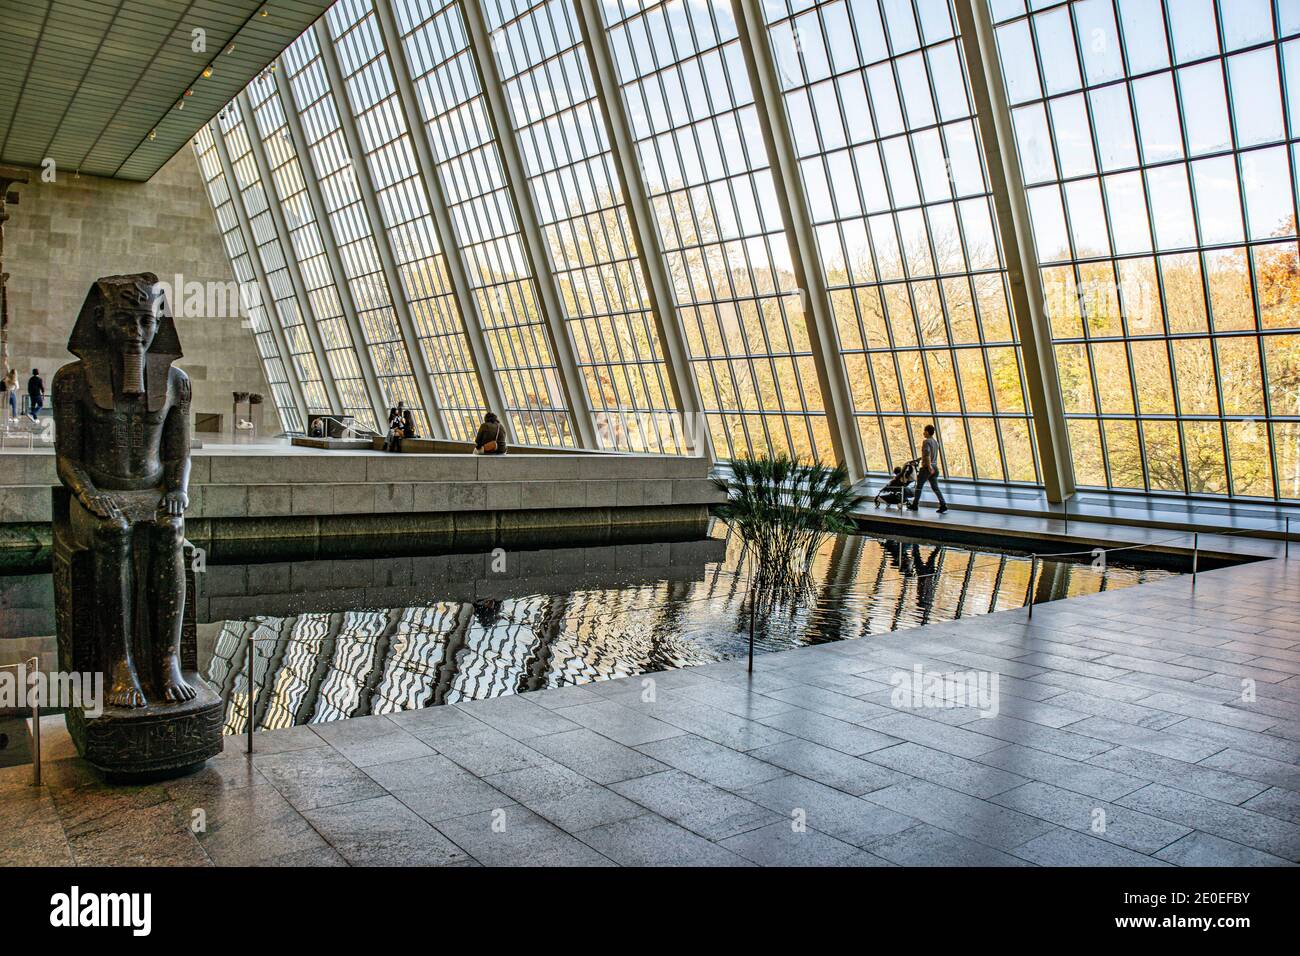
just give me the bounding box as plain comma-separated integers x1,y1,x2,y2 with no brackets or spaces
474,419,507,455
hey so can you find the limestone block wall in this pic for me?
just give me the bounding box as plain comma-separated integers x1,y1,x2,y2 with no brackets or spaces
3,150,278,432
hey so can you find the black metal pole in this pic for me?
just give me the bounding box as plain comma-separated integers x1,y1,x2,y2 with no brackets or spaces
748,578,756,674
1028,555,1038,620
246,633,254,755
1192,532,1198,590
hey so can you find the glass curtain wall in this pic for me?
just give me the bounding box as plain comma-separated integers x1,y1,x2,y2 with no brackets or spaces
283,26,432,434
395,0,578,446
760,0,1041,483
992,0,1300,498
190,0,1300,500
192,124,302,432
328,0,489,439
217,101,332,417
599,0,834,461
481,0,684,453
248,70,380,430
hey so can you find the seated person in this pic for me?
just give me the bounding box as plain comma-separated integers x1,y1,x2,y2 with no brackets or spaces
384,403,407,452
474,412,507,455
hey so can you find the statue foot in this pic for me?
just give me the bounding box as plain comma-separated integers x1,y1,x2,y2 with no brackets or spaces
160,657,196,702
107,680,148,708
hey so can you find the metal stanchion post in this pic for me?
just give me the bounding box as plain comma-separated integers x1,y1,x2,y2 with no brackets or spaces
1028,555,1038,620
30,656,40,787
748,580,756,675
1192,532,1198,590
1287,515,1291,561
246,633,255,756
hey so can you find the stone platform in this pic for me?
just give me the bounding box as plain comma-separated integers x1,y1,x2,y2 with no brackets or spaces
0,447,723,546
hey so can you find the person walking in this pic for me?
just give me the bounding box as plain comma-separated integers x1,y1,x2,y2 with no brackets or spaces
0,368,14,420
474,412,507,455
26,368,44,421
908,423,948,514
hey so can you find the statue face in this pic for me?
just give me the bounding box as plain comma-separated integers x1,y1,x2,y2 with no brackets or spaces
95,296,160,352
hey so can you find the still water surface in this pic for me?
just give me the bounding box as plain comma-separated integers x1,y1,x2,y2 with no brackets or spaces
190,523,1176,734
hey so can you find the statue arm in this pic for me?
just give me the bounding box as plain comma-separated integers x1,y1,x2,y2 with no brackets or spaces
53,369,117,517
161,369,191,510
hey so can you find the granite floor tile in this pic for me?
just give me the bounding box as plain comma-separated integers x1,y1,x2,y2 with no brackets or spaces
526,728,669,785
1116,784,1300,860
863,742,1028,798
551,699,687,747
1154,831,1297,867
364,754,512,824
1089,746,1268,804
525,784,647,834
990,781,1191,854
304,795,468,866
756,708,900,756
610,770,779,840
177,781,327,867
861,778,1056,852
738,774,917,848
975,744,1148,801
435,806,614,866
1197,748,1300,792
749,738,909,795
1011,828,1171,866
251,745,388,812
1240,786,1300,824
633,734,787,791
577,814,750,867
719,821,892,866
433,728,552,778
863,712,1011,759
864,823,1031,866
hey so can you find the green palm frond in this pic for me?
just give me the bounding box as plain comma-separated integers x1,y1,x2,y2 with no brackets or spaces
713,454,865,593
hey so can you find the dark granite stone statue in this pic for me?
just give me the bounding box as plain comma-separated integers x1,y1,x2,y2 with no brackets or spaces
52,273,221,778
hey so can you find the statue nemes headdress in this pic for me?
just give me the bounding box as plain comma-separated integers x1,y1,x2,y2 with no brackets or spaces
67,272,182,412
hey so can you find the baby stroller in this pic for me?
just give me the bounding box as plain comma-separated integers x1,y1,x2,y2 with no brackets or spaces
874,458,920,506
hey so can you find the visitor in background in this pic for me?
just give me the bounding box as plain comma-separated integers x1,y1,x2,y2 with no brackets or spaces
0,368,14,420
26,368,44,421
474,412,507,455
384,402,407,452
908,423,948,514
402,406,417,442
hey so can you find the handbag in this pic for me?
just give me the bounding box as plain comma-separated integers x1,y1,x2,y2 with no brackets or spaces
480,422,501,454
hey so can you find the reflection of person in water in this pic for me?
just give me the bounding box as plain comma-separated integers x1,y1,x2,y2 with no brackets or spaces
472,599,501,630
912,543,941,610
881,538,915,576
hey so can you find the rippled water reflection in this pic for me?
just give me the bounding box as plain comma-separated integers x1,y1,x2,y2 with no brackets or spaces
196,524,1176,734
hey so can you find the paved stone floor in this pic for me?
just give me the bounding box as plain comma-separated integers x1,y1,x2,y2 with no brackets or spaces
3,552,1298,867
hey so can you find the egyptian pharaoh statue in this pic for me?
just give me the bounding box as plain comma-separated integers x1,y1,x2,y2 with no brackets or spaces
54,273,194,709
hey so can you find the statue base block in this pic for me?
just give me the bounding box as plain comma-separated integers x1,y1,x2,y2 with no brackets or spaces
65,673,224,780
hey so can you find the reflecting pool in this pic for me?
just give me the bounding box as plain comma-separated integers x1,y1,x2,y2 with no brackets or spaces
184,522,1176,734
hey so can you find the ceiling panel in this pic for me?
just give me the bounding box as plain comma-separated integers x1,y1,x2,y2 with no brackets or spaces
0,0,331,181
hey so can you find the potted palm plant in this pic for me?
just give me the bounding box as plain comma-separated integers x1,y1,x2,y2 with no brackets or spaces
712,454,865,668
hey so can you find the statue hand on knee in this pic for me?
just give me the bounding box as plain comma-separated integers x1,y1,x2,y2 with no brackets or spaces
160,490,188,517
82,492,124,520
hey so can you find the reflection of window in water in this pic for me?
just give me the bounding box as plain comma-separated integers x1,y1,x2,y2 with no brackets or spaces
260,613,333,730
371,605,459,714
221,618,285,735
549,584,715,688
446,597,548,703
310,610,389,724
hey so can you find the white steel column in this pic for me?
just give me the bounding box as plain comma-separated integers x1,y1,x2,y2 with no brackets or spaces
731,0,867,481
460,0,599,449
236,89,344,416
573,0,713,461
273,66,389,428
314,19,449,438
372,0,508,423
954,0,1076,502
210,117,309,430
